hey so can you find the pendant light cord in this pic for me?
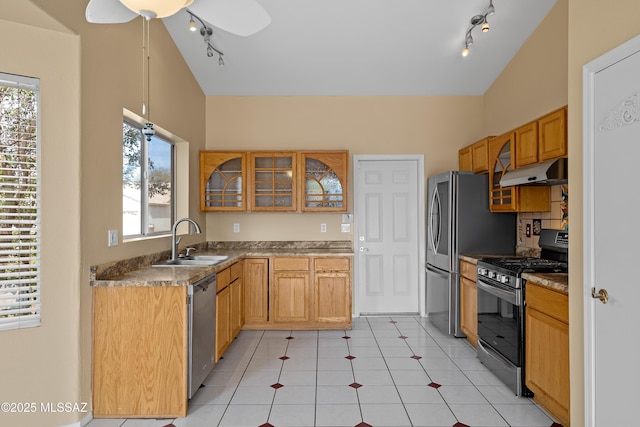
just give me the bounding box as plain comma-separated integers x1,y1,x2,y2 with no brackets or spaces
141,17,151,121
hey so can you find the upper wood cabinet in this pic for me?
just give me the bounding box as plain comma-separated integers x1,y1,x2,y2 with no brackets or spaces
489,133,550,212
514,106,567,169
514,121,539,168
300,151,348,212
249,152,297,211
200,152,247,212
200,150,348,213
538,107,567,161
458,137,491,173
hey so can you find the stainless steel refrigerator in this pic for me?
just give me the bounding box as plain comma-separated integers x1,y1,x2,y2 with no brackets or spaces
426,171,516,337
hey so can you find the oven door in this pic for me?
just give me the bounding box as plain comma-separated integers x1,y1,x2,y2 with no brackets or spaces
476,278,522,366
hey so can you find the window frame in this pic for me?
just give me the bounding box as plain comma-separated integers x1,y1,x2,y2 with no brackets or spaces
0,72,41,331
122,117,177,239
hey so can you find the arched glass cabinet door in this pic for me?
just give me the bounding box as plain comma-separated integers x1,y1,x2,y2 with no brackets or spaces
199,152,247,211
300,151,348,212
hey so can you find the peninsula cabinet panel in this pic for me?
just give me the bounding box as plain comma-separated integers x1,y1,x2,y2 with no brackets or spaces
243,258,269,325
525,282,570,427
92,286,188,418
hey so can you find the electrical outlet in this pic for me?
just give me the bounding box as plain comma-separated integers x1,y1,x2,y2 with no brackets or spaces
320,223,327,233
233,223,240,233
107,229,118,247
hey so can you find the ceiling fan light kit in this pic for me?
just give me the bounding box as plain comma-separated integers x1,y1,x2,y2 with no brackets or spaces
119,0,194,19
461,0,495,57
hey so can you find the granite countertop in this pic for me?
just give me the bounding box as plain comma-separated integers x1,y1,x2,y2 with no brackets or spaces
459,254,568,294
91,241,354,287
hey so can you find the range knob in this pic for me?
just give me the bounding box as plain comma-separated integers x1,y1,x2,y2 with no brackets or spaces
478,268,488,276
489,271,497,279
501,275,510,284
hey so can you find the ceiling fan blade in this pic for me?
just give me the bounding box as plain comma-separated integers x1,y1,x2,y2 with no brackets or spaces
189,0,271,36
85,0,138,23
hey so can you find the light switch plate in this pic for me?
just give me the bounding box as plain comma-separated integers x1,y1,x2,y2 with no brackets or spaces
341,223,351,233
107,229,118,247
320,223,327,233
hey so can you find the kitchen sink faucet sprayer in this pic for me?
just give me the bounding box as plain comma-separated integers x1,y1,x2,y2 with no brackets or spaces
171,218,202,261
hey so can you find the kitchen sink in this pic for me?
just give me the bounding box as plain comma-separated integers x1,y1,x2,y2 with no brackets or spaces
153,255,230,267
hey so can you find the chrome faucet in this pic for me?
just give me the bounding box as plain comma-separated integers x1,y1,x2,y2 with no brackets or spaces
171,218,202,261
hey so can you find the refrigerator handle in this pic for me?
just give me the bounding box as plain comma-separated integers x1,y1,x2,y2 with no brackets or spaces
429,186,441,255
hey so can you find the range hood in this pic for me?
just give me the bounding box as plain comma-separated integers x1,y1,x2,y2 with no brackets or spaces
500,158,568,187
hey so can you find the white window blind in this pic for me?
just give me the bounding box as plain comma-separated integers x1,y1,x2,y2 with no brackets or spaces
0,73,41,331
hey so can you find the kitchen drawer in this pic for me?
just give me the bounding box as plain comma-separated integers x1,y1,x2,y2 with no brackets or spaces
230,261,242,282
314,257,350,272
217,267,231,292
273,257,310,271
460,260,477,281
526,282,568,324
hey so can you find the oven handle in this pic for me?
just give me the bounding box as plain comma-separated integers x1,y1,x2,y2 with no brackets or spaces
477,278,519,305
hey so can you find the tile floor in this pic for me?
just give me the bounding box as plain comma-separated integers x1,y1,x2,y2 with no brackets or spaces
87,316,562,427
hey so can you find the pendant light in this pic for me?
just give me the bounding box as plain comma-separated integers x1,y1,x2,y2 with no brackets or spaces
120,0,194,20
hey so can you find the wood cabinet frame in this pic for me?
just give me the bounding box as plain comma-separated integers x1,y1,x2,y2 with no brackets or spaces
200,150,349,212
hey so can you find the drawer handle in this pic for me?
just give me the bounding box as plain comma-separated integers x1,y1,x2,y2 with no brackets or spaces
591,287,609,304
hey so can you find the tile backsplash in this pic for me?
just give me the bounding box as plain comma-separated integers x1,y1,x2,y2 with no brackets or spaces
517,184,568,252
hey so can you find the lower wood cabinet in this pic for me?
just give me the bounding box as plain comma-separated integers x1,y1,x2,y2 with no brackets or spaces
215,260,243,362
242,256,352,330
92,286,188,418
243,258,269,324
525,282,570,427
459,260,478,348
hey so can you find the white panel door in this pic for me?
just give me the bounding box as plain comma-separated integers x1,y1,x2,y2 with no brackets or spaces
584,35,640,426
354,157,423,314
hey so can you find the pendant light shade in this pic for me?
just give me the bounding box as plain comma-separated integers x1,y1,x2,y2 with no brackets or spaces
119,0,194,19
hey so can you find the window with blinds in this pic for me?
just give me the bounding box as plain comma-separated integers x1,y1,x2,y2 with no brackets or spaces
0,73,40,331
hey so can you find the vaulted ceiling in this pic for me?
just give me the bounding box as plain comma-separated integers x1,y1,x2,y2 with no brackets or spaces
161,0,557,96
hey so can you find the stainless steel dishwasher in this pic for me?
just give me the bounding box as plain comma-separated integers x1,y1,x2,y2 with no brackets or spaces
188,273,216,399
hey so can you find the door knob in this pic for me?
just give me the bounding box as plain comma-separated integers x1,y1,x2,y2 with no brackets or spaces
591,287,609,304
359,247,369,252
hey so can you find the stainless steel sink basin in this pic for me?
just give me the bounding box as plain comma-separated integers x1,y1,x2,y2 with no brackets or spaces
153,255,230,267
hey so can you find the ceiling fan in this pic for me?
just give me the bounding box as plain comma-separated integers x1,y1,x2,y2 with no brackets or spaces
85,0,271,36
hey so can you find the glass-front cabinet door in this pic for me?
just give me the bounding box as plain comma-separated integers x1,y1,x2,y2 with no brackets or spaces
300,151,348,212
489,132,518,212
249,152,297,211
200,152,247,211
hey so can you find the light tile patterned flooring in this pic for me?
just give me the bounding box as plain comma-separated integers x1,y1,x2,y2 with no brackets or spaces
87,316,562,427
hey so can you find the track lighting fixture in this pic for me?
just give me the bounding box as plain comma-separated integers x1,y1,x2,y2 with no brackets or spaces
187,9,225,66
461,0,495,57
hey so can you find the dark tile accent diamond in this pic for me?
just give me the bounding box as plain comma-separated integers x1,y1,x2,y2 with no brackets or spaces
349,382,363,389
163,424,176,427
398,335,408,339
345,355,356,360
279,356,290,360
259,424,275,427
286,336,294,340
356,423,373,427
342,335,351,339
428,382,442,389
453,423,469,427
551,424,564,427
411,355,422,360
271,383,284,389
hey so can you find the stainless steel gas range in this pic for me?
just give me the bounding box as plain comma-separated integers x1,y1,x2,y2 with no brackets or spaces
475,229,568,396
